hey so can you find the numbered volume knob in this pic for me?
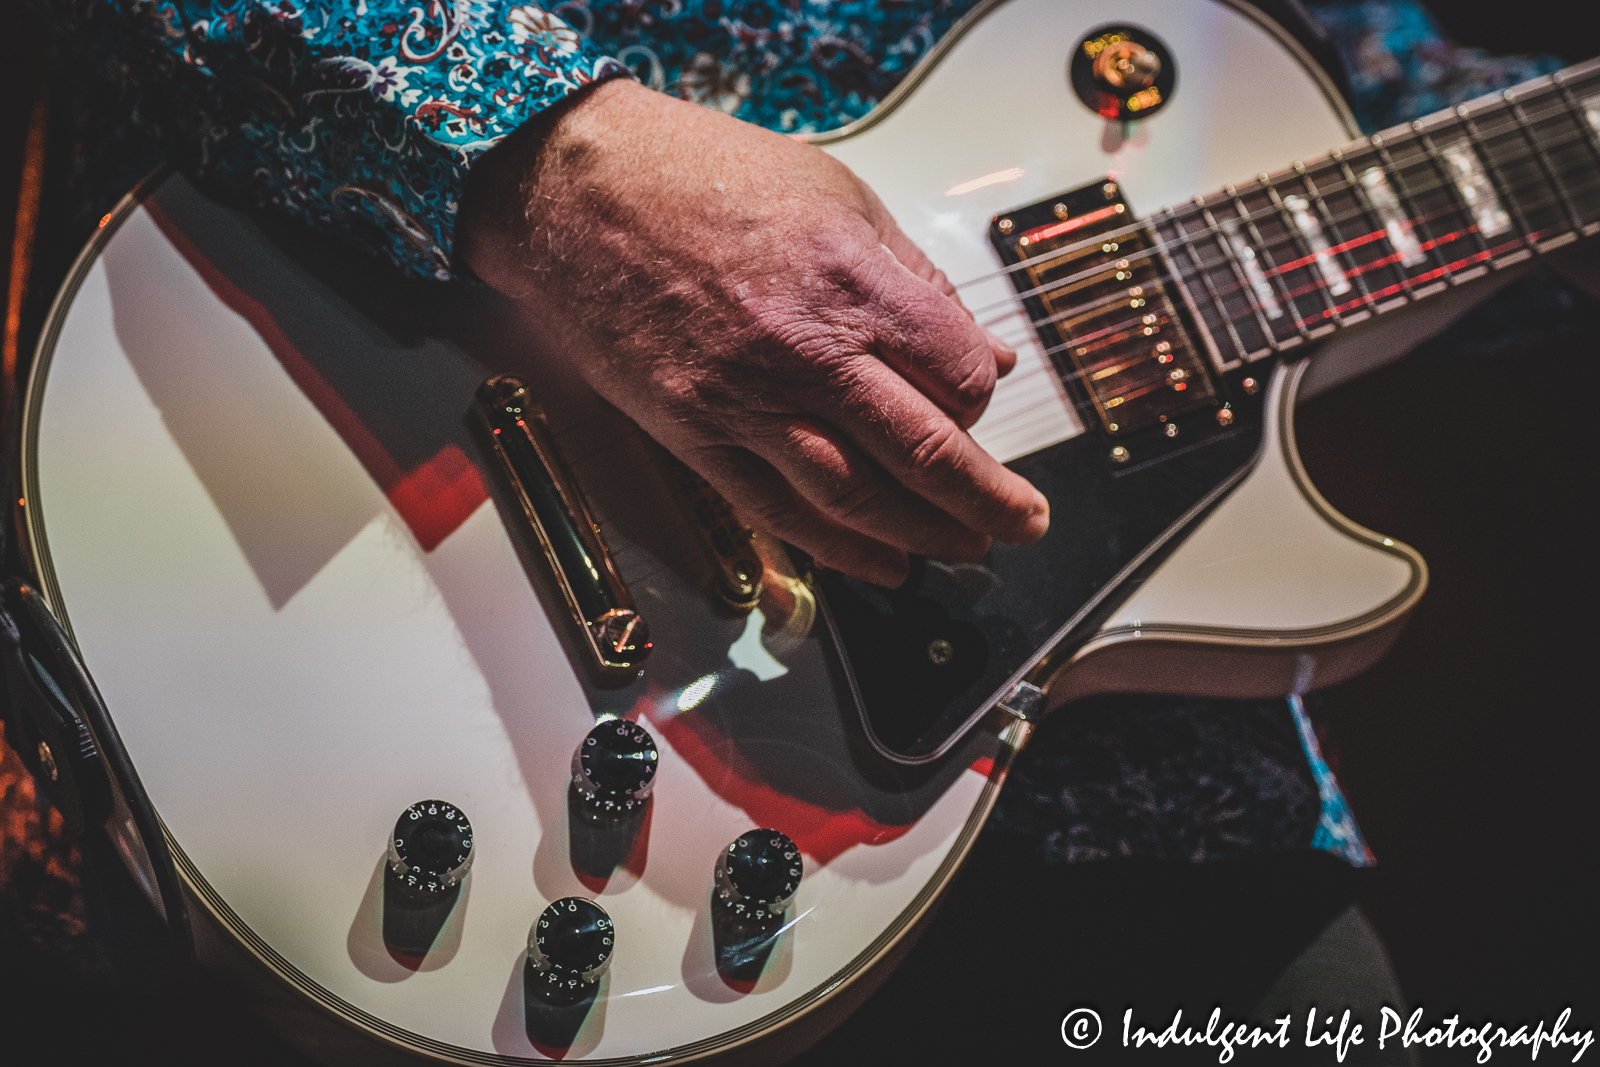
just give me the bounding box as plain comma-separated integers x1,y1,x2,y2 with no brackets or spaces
571,719,659,812
529,897,615,989
387,800,474,899
714,829,802,919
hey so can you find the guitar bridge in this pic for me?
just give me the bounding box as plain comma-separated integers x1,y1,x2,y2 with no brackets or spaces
991,179,1219,439
473,376,651,678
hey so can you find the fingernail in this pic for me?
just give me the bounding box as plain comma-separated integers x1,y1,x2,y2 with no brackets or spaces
864,550,910,589
1012,495,1049,542
982,325,1016,358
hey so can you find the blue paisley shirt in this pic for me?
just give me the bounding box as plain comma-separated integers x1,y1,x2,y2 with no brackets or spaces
33,0,991,280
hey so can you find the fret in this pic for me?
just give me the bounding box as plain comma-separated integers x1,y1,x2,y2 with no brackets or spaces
1259,172,1347,326
1365,131,1461,285
1191,197,1282,355
1217,214,1284,320
1542,71,1600,232
1502,88,1585,233
1550,73,1600,166
1410,121,1496,262
1449,102,1540,248
1152,208,1251,368
1225,180,1341,338
1221,186,1311,344
1294,161,1381,315
1325,147,1418,306
1006,59,1600,385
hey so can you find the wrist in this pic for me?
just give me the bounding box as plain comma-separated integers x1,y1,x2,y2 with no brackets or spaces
457,76,645,289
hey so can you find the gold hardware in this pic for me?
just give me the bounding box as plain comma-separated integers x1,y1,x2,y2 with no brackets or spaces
1111,446,1130,463
997,218,1014,234
1242,377,1260,395
474,376,650,676
1053,203,1069,219
37,741,59,782
1164,423,1179,438
1093,41,1161,92
1216,407,1235,427
668,460,764,611
1103,182,1118,199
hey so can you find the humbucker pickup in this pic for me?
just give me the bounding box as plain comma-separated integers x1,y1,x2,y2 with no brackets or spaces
990,179,1222,442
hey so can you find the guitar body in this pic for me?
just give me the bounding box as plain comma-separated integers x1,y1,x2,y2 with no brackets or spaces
14,0,1470,1062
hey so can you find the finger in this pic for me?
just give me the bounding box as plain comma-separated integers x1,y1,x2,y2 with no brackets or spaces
870,199,1017,375
860,250,1001,430
681,445,912,587
984,325,1019,377
744,416,991,563
819,356,1050,544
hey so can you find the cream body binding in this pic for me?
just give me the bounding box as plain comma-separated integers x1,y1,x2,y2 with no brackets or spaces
21,1,1437,1063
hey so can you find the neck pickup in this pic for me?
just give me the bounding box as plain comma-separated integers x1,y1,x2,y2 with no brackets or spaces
990,180,1224,445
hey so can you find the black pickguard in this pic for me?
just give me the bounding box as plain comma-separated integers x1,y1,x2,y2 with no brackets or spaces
817,389,1266,763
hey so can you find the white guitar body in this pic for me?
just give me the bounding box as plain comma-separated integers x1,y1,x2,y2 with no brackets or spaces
17,1,1468,1063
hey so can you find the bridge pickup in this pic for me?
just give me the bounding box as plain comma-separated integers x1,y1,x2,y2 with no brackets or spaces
474,376,651,677
991,179,1217,438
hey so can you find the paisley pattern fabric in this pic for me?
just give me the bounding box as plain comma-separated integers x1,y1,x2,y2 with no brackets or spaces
572,0,981,132
30,0,631,280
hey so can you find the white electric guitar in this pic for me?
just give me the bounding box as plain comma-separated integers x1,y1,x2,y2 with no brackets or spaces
7,0,1597,1062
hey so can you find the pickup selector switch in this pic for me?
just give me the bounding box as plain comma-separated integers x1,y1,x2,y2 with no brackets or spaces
571,719,659,814
387,800,474,901
528,897,614,1003
714,829,802,921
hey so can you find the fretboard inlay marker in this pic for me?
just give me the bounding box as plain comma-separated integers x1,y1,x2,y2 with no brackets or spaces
1358,166,1428,267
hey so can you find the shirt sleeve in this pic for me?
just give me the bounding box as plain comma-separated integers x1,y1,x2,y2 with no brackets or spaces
37,0,629,280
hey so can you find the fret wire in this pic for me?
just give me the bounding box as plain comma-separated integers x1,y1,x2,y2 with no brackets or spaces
1195,197,1285,349
1410,121,1494,260
1327,147,1419,301
1366,131,1458,282
1502,88,1584,232
1258,170,1345,324
1550,70,1600,171
1450,103,1537,246
1222,184,1310,338
1005,165,1600,342
965,121,1599,305
1156,207,1251,363
1145,216,1240,366
1295,161,1380,312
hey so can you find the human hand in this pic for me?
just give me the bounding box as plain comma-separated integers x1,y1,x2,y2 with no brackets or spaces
458,78,1049,587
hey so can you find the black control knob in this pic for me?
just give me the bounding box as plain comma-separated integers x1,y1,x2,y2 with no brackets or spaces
713,829,802,921
571,719,658,813
387,800,474,900
528,897,614,1002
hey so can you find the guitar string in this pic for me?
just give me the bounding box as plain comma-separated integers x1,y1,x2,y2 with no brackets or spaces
1006,167,1600,344
969,169,1600,429
952,115,1600,318
991,166,1600,351
949,81,1600,299
974,136,1600,329
959,69,1600,435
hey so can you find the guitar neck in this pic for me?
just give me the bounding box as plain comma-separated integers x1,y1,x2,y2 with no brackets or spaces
1150,57,1600,367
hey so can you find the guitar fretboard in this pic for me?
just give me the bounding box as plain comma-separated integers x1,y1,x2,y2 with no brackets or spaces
1147,59,1600,367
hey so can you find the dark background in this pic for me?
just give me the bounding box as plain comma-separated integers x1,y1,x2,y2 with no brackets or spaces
1,1,1596,1063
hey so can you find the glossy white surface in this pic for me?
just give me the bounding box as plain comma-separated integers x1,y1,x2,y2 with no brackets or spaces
1099,362,1416,636
821,0,1354,463
35,199,992,1061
